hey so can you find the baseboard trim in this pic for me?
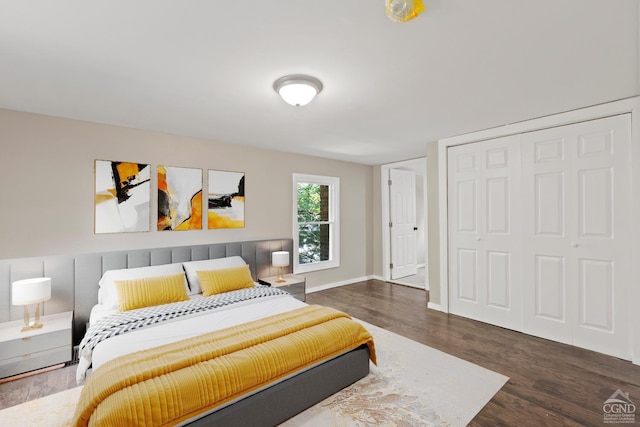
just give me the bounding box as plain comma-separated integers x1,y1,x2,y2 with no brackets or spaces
427,302,446,313
306,276,375,293
388,280,425,290
307,275,430,293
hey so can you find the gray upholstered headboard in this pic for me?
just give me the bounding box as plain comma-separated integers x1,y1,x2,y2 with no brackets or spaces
0,238,293,345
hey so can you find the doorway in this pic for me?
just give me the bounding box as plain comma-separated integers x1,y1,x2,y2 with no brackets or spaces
381,158,428,290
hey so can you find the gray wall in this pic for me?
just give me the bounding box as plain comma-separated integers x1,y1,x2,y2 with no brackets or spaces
0,109,373,290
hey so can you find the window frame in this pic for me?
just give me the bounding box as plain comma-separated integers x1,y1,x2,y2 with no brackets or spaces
292,173,340,274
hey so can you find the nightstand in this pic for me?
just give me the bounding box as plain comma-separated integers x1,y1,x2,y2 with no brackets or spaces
260,274,306,302
0,311,73,379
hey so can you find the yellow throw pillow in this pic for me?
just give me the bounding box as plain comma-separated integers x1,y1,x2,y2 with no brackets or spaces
196,265,255,296
114,273,189,312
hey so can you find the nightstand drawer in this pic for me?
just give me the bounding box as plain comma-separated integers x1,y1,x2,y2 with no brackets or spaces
0,346,70,379
0,329,70,360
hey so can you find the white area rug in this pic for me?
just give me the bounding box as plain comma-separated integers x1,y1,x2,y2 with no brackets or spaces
284,321,508,426
0,322,508,427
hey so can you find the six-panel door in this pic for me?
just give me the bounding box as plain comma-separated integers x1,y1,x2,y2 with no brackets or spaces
448,135,522,331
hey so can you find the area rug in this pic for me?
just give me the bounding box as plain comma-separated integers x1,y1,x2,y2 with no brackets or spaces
284,320,508,426
0,321,508,427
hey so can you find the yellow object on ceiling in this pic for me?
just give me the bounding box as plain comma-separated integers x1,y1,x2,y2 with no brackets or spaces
386,0,425,23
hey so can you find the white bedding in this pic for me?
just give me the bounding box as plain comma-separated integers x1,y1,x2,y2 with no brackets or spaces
89,293,307,374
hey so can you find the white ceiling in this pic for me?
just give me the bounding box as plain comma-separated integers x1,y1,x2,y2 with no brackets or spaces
1,1,638,165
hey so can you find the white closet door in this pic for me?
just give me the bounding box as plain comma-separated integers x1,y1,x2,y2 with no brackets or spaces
448,135,522,330
521,114,632,359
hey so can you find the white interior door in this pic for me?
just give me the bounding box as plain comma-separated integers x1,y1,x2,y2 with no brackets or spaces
389,168,417,279
447,135,522,329
521,114,632,359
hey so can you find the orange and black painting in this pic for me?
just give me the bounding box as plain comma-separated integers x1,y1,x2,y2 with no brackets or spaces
157,166,203,231
95,160,151,233
208,170,245,229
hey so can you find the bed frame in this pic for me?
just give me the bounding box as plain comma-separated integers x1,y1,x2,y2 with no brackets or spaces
0,238,372,424
185,345,370,426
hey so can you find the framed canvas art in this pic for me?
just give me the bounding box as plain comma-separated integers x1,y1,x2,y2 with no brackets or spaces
157,165,203,231
207,170,245,229
95,160,151,233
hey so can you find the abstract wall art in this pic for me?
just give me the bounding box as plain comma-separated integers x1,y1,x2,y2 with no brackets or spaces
157,165,203,231
95,160,151,233
208,170,245,229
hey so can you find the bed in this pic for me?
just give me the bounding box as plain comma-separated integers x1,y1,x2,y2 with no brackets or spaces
72,255,375,426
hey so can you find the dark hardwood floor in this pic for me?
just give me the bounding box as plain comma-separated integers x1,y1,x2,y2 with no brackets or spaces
307,280,640,426
1,279,639,426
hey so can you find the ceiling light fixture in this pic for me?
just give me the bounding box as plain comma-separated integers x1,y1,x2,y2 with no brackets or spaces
273,75,323,107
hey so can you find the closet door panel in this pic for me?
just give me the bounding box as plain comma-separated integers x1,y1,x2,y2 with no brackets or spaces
531,254,571,343
448,144,483,321
448,136,521,329
534,172,565,236
578,259,613,331
522,127,575,343
522,114,631,359
481,137,522,329
486,177,509,233
486,251,510,309
457,248,478,302
571,115,631,359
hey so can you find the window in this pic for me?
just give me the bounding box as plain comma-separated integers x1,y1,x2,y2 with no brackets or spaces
293,174,340,273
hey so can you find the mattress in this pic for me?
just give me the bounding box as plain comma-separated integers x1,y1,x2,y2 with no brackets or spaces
91,292,307,372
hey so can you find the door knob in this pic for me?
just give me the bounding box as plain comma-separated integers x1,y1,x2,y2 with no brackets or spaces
571,242,579,248
476,237,482,242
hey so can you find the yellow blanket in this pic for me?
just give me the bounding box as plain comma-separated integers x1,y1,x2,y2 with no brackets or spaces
72,305,376,427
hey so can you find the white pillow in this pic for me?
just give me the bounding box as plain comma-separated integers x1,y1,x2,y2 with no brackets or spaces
98,263,188,309
182,256,248,295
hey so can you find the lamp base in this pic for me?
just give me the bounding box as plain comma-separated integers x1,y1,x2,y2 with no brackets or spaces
275,275,286,283
20,304,44,333
20,322,43,333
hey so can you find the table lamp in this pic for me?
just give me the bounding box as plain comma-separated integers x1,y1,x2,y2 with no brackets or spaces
272,251,289,283
12,277,51,332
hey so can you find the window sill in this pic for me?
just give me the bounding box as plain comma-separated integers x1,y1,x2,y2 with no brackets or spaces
294,260,340,274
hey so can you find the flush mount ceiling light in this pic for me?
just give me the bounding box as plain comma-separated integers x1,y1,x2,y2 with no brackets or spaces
273,75,323,107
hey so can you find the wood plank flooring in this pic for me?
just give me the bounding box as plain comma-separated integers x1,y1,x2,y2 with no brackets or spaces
0,362,76,410
307,280,640,426
1,279,639,426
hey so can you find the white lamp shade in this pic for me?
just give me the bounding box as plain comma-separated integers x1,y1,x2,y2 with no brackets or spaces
12,277,51,306
272,251,290,267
